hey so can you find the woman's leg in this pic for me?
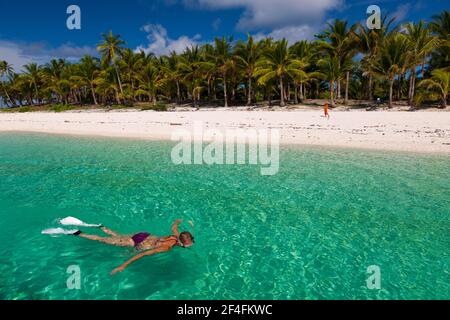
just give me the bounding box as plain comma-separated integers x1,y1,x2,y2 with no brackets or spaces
78,233,134,247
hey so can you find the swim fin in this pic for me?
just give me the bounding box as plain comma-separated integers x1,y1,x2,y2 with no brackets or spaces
59,216,102,228
42,228,81,235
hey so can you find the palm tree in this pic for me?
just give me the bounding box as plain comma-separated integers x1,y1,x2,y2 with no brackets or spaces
317,19,357,104
355,16,396,101
178,46,211,107
0,61,15,107
164,51,183,102
0,61,14,78
212,37,234,107
289,41,322,103
42,59,69,104
23,63,42,105
97,31,126,96
199,44,217,102
77,55,101,105
235,35,261,105
94,67,121,105
135,61,167,104
418,68,449,108
429,11,450,70
255,39,307,107
371,34,410,108
120,49,143,101
317,55,341,108
404,21,440,106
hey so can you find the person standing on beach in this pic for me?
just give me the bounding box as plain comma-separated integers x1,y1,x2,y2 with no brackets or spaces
324,103,330,119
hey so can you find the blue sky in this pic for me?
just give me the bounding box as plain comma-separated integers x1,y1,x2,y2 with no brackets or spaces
0,0,448,70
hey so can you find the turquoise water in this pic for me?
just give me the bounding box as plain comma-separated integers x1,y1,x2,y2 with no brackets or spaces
0,133,448,300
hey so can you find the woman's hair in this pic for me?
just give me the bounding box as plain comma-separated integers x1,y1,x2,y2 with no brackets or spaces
179,231,194,245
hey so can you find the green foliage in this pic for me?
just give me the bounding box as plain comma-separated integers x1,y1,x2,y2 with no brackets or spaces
141,102,168,112
18,106,31,113
51,104,75,113
0,11,449,110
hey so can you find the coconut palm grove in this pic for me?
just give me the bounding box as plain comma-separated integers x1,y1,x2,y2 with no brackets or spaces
0,10,449,111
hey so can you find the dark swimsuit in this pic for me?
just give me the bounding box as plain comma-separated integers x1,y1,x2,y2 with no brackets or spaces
132,232,178,248
132,232,151,247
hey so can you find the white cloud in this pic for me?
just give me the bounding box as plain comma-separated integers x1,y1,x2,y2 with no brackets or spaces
391,3,411,22
0,41,42,72
0,40,96,72
184,0,342,30
47,43,97,59
256,25,318,43
136,24,202,56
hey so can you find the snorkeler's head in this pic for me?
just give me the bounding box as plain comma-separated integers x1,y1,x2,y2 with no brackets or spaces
178,232,195,248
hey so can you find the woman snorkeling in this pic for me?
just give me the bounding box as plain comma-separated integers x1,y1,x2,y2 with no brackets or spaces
43,218,194,275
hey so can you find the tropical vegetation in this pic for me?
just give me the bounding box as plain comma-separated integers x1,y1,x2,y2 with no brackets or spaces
1,10,449,110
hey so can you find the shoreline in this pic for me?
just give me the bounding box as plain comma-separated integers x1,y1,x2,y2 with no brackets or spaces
1,110,449,154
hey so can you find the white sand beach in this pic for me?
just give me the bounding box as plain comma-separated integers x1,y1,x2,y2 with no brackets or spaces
1,109,449,154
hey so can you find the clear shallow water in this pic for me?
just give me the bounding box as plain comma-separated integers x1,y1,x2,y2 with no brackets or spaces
0,133,448,300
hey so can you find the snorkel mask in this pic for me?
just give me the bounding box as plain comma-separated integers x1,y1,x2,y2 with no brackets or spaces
178,220,195,248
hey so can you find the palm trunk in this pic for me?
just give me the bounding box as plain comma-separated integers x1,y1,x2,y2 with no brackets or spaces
192,89,197,107
388,80,394,108
330,81,335,108
337,80,341,99
408,69,416,106
441,94,447,109
294,85,298,104
368,74,373,101
287,84,290,103
34,83,39,104
176,80,181,103
279,77,285,107
299,83,304,101
247,77,252,105
114,63,124,95
223,72,228,108
3,88,14,107
344,71,350,105
115,91,121,105
91,84,98,105
421,60,425,79
207,78,211,102
397,74,403,101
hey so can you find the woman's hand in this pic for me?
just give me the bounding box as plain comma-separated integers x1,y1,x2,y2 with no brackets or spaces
172,219,183,236
110,248,168,276
111,265,125,276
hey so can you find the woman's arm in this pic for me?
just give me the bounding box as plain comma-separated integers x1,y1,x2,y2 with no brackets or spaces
111,247,169,275
171,219,183,237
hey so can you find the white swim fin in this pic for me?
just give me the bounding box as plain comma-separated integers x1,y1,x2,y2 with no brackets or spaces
59,216,102,228
42,228,80,235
